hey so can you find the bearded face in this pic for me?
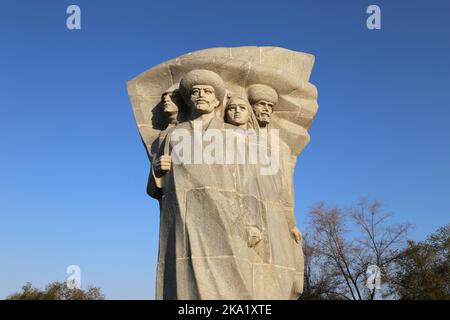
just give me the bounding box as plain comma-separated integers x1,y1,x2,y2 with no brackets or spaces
252,100,274,127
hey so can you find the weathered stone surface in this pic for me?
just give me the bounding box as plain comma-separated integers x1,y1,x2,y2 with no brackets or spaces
127,46,318,300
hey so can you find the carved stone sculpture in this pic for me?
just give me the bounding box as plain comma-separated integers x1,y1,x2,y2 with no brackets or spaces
127,46,318,300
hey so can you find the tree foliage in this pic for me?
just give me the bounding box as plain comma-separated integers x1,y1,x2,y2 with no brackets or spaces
6,282,105,300
391,224,450,299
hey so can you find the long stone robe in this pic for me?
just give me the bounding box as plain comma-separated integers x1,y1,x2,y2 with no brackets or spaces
156,117,303,299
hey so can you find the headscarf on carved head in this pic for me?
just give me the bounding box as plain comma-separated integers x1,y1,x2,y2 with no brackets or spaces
179,69,226,106
224,93,259,131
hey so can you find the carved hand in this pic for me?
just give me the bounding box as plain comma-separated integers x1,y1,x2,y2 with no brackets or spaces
154,155,172,176
291,226,302,244
246,226,262,248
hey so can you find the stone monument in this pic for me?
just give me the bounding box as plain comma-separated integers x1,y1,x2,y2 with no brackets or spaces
127,46,318,300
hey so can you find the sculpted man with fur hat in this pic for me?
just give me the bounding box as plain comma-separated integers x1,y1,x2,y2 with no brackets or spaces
247,83,303,244
247,84,278,129
153,69,229,177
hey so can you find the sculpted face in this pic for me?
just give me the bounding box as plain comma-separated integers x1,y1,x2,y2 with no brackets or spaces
226,98,250,127
162,91,179,114
252,100,274,127
190,85,219,114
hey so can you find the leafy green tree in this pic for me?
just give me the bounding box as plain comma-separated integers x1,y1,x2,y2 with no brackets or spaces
391,224,450,300
6,282,105,300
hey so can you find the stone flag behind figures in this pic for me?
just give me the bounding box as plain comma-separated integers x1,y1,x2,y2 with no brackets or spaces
127,46,319,299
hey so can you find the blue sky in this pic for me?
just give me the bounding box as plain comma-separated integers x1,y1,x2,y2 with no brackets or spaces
0,0,449,299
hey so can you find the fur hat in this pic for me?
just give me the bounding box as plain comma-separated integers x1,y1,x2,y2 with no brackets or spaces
246,84,278,105
179,69,226,103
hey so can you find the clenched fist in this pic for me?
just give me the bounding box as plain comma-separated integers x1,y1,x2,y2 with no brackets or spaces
154,155,172,177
